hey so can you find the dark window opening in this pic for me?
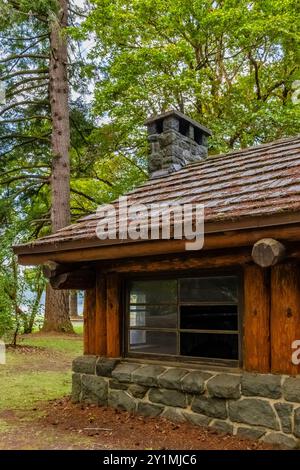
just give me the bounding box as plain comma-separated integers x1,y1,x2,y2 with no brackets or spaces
180,276,238,303
180,332,238,360
127,275,240,364
156,119,163,134
180,305,238,331
179,118,189,137
194,127,203,145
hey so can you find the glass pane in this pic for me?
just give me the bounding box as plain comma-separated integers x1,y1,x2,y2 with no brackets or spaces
129,279,177,304
129,330,177,355
180,332,238,360
180,276,238,303
129,305,177,328
180,305,238,331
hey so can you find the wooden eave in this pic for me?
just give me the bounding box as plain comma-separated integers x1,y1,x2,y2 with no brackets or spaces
14,212,300,266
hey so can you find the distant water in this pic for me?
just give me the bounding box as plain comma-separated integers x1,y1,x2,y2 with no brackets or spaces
21,290,84,316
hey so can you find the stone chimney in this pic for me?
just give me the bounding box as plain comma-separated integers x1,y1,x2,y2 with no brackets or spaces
145,110,212,178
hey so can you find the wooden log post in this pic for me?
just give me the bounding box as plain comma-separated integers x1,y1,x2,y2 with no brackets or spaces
83,287,96,355
94,274,107,356
243,264,271,372
106,273,121,357
252,238,286,268
271,262,300,374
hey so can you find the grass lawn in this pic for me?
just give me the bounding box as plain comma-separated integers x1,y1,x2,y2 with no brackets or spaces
0,331,83,411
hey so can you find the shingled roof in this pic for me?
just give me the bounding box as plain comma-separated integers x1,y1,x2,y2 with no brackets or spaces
14,134,300,255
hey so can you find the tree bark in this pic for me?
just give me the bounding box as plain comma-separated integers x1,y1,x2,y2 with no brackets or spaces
43,0,73,333
69,290,78,318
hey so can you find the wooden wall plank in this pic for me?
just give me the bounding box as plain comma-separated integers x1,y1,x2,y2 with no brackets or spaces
83,287,96,354
94,274,107,356
271,262,300,374
106,272,121,357
243,264,270,372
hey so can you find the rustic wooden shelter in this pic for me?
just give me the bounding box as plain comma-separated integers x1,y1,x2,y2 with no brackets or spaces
14,111,300,445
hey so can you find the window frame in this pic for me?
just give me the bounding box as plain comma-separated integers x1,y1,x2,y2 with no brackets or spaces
123,269,243,368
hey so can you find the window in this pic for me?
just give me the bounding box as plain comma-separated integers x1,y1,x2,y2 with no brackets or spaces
126,275,240,364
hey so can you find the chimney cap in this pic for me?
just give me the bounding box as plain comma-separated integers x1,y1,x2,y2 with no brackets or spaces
144,109,212,136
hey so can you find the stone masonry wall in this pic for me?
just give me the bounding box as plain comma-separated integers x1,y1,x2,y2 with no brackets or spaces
148,129,207,177
72,356,300,449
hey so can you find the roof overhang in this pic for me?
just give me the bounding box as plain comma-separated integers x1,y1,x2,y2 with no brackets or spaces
14,212,300,266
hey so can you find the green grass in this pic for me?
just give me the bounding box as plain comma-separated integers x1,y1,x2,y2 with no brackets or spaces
0,420,10,432
73,325,83,335
21,335,83,355
0,332,83,411
0,371,72,410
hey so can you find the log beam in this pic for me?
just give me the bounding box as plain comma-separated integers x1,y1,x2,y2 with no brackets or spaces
42,260,83,278
17,223,300,265
106,248,252,273
252,238,286,267
49,268,96,290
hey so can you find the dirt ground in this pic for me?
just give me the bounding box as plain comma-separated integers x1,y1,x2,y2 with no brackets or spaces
0,398,273,450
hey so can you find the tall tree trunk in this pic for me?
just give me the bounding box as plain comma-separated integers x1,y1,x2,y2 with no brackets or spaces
69,290,78,318
43,0,73,333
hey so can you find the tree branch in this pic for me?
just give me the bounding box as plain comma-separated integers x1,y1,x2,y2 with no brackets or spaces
0,138,41,157
0,165,50,177
0,100,49,116
7,76,49,93
1,68,49,81
0,33,48,42
248,52,261,100
70,187,100,203
7,0,48,23
0,133,50,142
69,7,88,18
0,115,50,124
0,175,49,185
93,170,113,187
6,83,48,99
70,116,90,144
0,53,49,64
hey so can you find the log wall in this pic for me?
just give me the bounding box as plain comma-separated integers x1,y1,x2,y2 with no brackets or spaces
84,272,121,357
243,265,270,372
271,262,300,375
83,254,300,375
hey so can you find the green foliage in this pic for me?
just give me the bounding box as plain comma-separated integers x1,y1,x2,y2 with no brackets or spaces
82,0,300,153
0,279,13,339
0,215,46,341
0,0,144,243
